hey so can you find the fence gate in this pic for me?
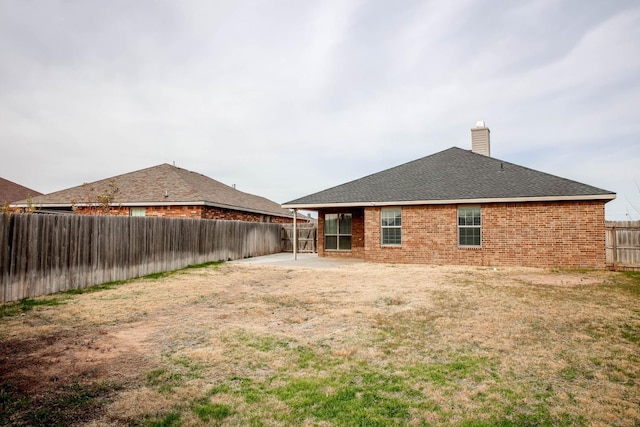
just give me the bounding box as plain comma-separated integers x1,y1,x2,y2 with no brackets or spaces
281,224,317,253
606,221,640,271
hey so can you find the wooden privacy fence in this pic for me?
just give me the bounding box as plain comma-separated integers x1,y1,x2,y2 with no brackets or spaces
0,213,282,303
606,221,640,271
281,223,317,253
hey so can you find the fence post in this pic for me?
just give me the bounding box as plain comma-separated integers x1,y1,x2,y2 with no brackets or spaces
611,225,617,270
293,209,297,260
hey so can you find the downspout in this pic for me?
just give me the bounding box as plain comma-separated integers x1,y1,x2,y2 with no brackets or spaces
293,209,297,260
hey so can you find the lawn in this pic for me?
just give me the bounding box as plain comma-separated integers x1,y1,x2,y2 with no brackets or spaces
0,262,638,426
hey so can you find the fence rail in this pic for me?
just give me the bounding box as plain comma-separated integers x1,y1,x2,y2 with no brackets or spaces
1,213,282,303
606,221,640,271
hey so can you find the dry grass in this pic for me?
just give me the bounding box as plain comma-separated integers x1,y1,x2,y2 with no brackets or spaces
0,263,639,426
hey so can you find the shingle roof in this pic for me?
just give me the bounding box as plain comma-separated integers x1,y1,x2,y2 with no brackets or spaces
283,147,615,208
14,164,294,218
0,177,42,204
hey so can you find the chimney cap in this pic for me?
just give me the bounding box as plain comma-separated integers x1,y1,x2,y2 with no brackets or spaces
475,120,486,128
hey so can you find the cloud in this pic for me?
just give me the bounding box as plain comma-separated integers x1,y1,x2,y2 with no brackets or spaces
0,0,638,220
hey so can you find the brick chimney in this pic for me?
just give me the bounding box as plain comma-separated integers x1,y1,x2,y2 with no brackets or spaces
471,121,490,156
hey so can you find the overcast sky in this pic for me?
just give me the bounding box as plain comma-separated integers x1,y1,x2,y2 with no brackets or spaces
1,0,639,219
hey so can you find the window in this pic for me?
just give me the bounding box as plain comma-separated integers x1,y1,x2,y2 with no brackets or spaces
381,208,402,245
130,207,146,217
458,207,481,247
325,213,352,250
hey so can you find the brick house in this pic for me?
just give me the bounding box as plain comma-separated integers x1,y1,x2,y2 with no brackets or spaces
13,163,299,223
283,123,616,268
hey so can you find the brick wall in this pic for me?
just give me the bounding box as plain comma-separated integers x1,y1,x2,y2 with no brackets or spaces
201,206,293,223
146,206,204,218
319,201,607,269
74,205,296,223
367,202,606,268
74,206,132,216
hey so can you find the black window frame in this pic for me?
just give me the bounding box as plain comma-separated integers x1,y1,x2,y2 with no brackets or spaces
324,213,352,251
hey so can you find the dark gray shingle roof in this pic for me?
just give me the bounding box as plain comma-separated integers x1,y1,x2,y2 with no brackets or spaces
14,164,294,218
283,147,615,207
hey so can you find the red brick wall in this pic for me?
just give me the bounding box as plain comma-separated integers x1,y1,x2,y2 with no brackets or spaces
74,205,296,223
319,201,607,269
74,206,133,216
201,206,291,223
146,206,204,218
367,202,607,268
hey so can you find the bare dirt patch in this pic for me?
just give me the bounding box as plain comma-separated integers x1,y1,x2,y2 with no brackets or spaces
1,263,638,426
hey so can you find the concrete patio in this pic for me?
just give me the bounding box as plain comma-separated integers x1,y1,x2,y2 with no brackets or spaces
231,252,363,269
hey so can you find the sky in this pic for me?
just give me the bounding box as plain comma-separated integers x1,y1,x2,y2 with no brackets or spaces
1,0,639,220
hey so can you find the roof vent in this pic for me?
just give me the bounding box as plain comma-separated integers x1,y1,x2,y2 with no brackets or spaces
471,121,490,156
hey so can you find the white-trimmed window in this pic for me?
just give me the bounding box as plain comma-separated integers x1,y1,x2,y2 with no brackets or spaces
458,206,481,247
130,207,146,217
325,213,352,250
381,208,402,245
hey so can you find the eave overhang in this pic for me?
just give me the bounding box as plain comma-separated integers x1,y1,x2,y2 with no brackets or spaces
11,200,295,219
282,193,617,210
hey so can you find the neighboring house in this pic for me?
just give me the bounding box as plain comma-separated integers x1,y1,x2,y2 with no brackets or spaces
283,122,616,268
0,177,42,206
13,163,299,223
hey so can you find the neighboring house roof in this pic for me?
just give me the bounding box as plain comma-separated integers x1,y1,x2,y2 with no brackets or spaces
283,147,616,208
13,164,295,218
0,177,42,204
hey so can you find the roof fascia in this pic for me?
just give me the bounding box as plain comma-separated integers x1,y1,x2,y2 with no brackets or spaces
282,194,617,209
